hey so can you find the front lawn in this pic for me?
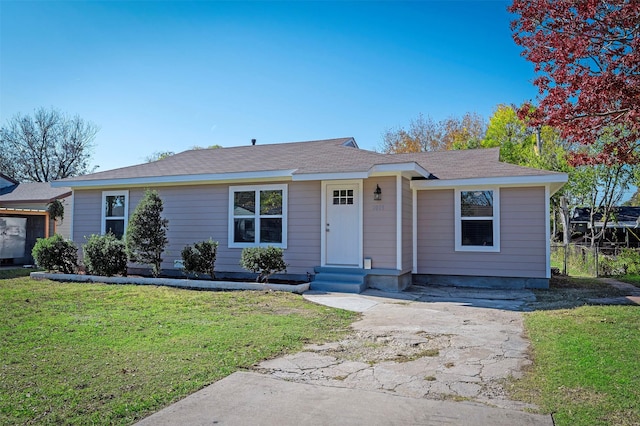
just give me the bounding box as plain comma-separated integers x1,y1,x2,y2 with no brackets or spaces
511,278,640,426
0,271,357,425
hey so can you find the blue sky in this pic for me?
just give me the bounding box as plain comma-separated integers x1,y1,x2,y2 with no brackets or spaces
0,1,537,172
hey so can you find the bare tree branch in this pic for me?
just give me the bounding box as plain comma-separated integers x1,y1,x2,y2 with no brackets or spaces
0,107,98,182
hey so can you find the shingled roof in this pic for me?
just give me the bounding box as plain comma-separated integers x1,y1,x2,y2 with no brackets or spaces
0,182,71,203
55,137,565,188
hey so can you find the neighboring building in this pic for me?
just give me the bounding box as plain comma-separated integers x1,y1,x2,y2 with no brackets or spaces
53,138,567,290
572,206,640,247
0,174,72,265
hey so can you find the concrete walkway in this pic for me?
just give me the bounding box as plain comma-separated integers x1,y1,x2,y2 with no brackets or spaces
137,286,552,426
591,277,640,305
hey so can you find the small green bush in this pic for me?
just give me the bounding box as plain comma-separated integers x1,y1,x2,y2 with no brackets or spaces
32,234,78,274
240,246,287,283
598,254,617,276
600,248,640,276
617,248,640,275
181,239,218,278
83,233,128,276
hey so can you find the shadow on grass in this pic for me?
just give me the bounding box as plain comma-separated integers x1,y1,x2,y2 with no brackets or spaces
526,275,638,311
0,267,38,279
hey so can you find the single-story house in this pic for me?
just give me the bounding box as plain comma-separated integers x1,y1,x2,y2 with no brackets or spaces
53,138,567,291
572,206,640,247
0,174,72,265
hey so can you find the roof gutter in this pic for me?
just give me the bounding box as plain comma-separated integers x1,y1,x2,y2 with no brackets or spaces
52,170,298,189
411,173,568,195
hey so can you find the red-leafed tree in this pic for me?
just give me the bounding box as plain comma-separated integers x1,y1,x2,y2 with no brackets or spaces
509,0,640,165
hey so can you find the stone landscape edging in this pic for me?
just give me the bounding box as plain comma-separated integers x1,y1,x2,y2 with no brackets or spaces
29,271,310,294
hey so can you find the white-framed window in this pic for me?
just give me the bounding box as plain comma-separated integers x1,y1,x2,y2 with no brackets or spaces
454,188,500,252
228,184,287,248
101,190,129,239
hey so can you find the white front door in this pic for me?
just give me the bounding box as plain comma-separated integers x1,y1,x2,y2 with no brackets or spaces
326,183,360,266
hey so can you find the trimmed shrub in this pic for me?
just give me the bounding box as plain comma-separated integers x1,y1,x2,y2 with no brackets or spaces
83,233,128,276
125,189,169,277
32,234,78,274
181,239,218,279
240,246,287,283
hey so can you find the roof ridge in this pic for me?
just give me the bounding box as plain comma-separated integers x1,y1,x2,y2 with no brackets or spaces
180,137,356,154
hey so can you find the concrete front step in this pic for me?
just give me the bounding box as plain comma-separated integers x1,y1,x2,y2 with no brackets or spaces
310,280,367,293
315,272,365,284
312,267,368,293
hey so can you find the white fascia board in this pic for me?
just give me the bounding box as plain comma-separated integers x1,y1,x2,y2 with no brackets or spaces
369,162,431,178
292,171,369,181
52,169,297,189
294,163,431,182
411,174,568,191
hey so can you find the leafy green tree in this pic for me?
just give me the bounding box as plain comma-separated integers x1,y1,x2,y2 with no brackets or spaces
480,104,575,241
380,112,486,153
443,112,486,150
482,104,534,164
125,190,169,277
145,151,175,162
566,131,639,247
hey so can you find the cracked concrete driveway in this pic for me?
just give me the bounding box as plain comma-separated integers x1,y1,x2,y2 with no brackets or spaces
255,286,537,412
137,286,552,425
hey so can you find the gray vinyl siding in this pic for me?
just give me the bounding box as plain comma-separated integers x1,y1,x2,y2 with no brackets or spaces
416,187,547,278
402,178,413,272
363,176,397,269
72,181,321,275
281,181,321,274
55,197,72,239
72,190,102,247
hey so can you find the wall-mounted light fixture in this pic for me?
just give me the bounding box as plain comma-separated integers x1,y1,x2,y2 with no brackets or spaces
374,184,382,201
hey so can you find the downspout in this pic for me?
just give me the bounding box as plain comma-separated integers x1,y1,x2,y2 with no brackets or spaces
396,175,402,271
545,185,551,279
412,188,417,274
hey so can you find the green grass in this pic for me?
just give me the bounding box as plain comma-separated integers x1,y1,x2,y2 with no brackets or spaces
551,248,598,277
511,277,640,426
0,274,357,425
616,274,640,287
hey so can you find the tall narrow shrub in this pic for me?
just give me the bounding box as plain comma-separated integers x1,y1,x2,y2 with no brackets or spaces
125,189,169,277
